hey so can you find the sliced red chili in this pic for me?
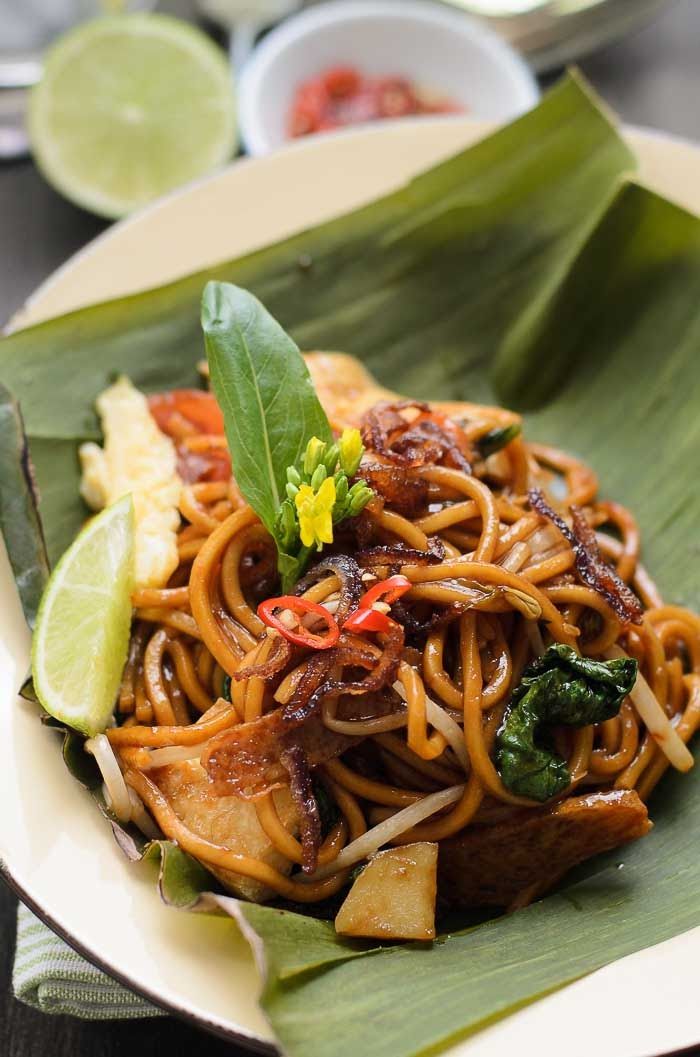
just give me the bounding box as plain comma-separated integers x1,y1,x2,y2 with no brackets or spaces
258,596,340,650
361,574,412,609
323,65,361,99
288,67,462,139
341,575,412,635
343,607,393,634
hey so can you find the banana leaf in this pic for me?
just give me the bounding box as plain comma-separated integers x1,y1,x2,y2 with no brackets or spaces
0,71,634,573
2,71,700,1057
236,757,700,1057
0,385,49,625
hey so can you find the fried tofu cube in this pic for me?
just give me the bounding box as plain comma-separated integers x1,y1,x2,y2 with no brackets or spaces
151,760,297,903
438,790,651,909
335,842,438,941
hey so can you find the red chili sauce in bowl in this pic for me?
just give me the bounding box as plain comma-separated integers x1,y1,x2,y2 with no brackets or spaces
288,65,463,137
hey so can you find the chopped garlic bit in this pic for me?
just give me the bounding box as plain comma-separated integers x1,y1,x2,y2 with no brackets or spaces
79,376,182,590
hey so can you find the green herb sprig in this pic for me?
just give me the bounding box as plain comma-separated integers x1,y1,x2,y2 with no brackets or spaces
202,281,372,591
275,432,372,583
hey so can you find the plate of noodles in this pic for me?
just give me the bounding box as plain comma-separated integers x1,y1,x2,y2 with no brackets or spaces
2,73,700,1057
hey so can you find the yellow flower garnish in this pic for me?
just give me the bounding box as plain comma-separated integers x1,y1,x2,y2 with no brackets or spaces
294,477,336,549
338,427,364,476
303,436,327,476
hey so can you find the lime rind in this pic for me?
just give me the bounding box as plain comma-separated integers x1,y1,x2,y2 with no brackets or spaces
32,495,135,737
29,14,238,219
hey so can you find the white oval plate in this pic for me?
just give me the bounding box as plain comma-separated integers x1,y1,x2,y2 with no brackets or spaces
3,117,700,1056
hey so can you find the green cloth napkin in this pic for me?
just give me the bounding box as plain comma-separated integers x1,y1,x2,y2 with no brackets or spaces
13,903,164,1019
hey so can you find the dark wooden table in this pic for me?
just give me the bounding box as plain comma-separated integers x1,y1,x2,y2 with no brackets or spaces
2,1,700,1053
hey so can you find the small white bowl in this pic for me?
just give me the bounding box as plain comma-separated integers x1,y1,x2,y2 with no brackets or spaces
238,0,539,156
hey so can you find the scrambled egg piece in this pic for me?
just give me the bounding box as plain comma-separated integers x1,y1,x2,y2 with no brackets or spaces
79,376,182,590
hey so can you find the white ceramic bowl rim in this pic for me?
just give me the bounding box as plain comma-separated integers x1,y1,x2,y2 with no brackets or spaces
238,0,539,155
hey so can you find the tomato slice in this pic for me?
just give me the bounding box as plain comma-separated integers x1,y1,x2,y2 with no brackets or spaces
177,448,231,484
148,390,225,437
258,596,340,650
148,389,230,484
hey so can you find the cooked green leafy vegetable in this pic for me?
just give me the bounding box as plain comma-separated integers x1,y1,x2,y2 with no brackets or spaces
314,780,341,838
477,422,522,458
497,644,638,801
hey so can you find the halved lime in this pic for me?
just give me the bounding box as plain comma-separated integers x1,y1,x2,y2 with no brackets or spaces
32,496,135,737
29,14,237,218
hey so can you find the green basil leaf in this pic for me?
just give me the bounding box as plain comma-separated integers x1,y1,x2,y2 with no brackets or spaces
202,282,333,536
496,644,638,801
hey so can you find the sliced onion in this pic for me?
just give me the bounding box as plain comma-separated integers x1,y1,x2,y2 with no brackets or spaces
296,555,362,623
128,788,161,839
322,699,408,736
606,645,694,772
499,542,530,573
305,784,464,881
425,698,470,772
503,588,542,621
142,742,211,769
525,524,565,560
85,734,132,822
524,619,546,657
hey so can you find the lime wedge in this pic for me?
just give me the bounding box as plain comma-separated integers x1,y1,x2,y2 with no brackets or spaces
32,496,135,737
29,14,237,218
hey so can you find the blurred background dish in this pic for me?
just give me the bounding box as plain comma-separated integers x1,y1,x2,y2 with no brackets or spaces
0,0,675,162
27,13,238,217
445,0,671,72
0,0,156,157
238,0,539,155
0,0,676,170
194,0,301,77
0,0,155,81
